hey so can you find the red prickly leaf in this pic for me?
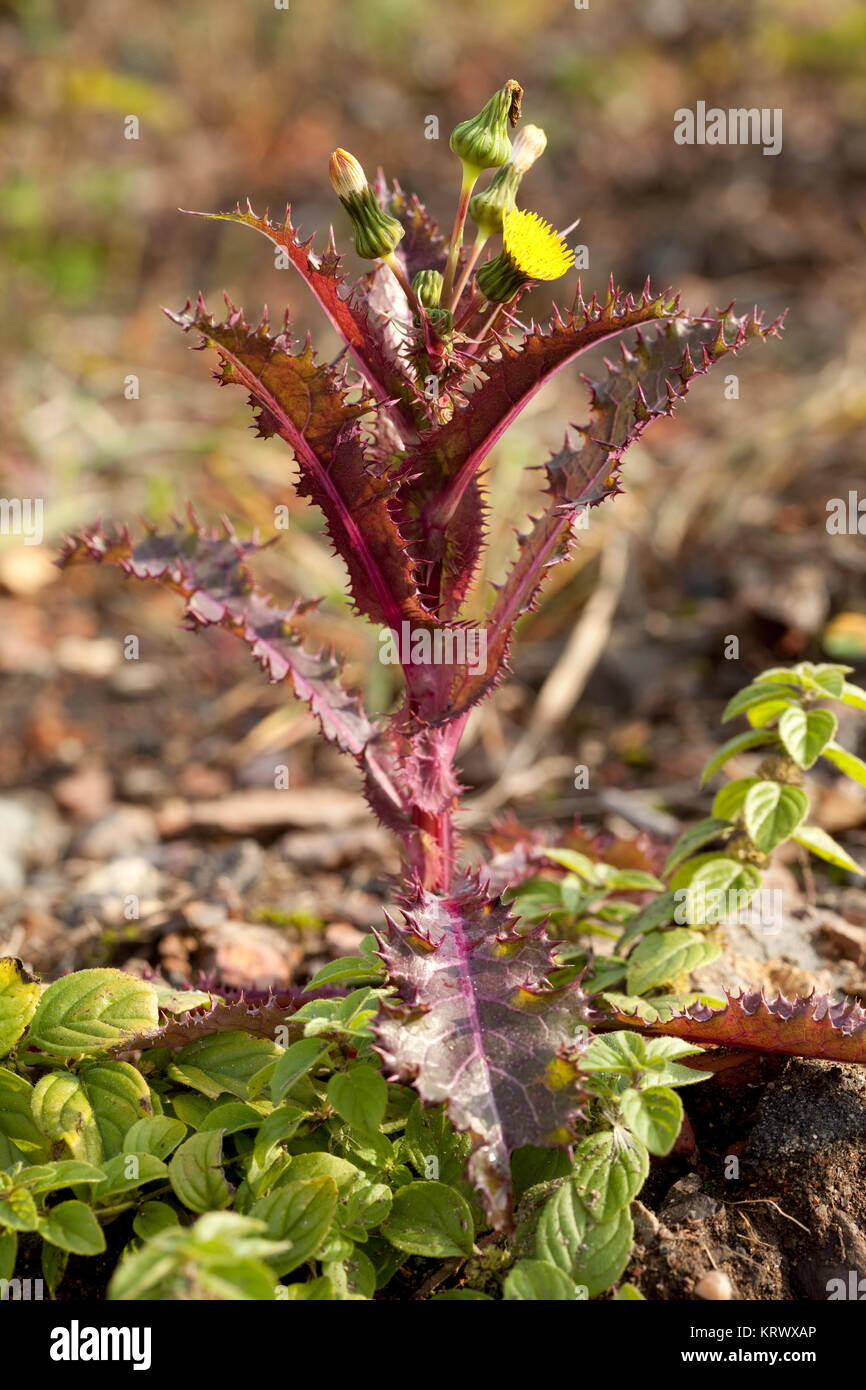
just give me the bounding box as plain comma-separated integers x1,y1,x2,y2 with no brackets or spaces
57,518,407,821
439,304,781,723
112,993,306,1054
373,876,593,1229
395,282,681,618
165,295,430,630
605,987,866,1064
183,202,415,420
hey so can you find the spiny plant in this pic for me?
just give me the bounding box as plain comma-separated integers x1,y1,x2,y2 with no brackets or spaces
53,79,865,1269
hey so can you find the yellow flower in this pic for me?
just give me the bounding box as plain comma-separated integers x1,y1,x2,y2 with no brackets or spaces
476,208,575,303
502,208,574,281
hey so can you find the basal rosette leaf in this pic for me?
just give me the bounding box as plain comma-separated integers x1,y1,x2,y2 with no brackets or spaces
441,303,784,720
373,876,593,1229
605,987,866,1064
165,295,428,630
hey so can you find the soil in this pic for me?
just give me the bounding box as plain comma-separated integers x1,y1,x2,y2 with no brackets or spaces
629,1055,866,1301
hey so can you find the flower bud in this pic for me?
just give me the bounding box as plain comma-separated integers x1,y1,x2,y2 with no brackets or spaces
510,124,547,175
469,166,519,238
449,79,523,176
411,269,444,310
328,148,405,261
468,124,547,238
328,148,366,201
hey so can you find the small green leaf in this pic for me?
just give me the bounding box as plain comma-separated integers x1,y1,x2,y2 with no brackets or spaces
31,1071,102,1165
0,1069,49,1156
123,1115,187,1160
0,957,42,1058
252,1177,338,1276
620,1086,683,1155
700,730,775,786
168,1030,282,1101
571,1207,633,1297
535,1179,586,1273
778,707,837,769
722,682,797,722
41,1241,68,1296
381,1180,474,1257
614,1282,645,1300
663,818,732,876
283,1275,335,1300
27,969,159,1057
322,1244,377,1300
626,929,720,994
252,1103,307,1169
270,1038,329,1104
305,955,385,989
617,891,678,949
571,1131,649,1223
822,740,866,789
792,825,864,875
840,681,866,711
133,1200,180,1240
16,1160,105,1194
198,1101,266,1135
168,1130,233,1213
38,1200,106,1255
711,777,759,819
671,855,761,928
0,1186,38,1232
0,1228,17,1281
747,697,793,729
285,1153,362,1194
592,866,666,892
79,1060,153,1158
542,848,599,881
327,1065,387,1133
96,1152,168,1200
503,1258,581,1300
743,782,808,852
581,1031,652,1077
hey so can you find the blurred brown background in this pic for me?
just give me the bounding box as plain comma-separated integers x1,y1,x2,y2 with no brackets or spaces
0,0,865,975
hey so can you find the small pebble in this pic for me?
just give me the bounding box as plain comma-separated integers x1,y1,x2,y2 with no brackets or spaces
695,1271,734,1300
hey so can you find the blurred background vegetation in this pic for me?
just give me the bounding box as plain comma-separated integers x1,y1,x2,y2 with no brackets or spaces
1,0,865,832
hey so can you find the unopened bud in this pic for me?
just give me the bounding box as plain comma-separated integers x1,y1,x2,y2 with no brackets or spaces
328,148,405,261
411,269,444,309
469,124,547,238
328,148,367,201
450,79,523,176
510,124,547,175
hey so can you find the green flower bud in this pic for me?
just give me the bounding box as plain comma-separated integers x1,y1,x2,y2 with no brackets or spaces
329,148,405,261
469,125,548,237
469,165,520,237
449,79,523,177
411,269,444,309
